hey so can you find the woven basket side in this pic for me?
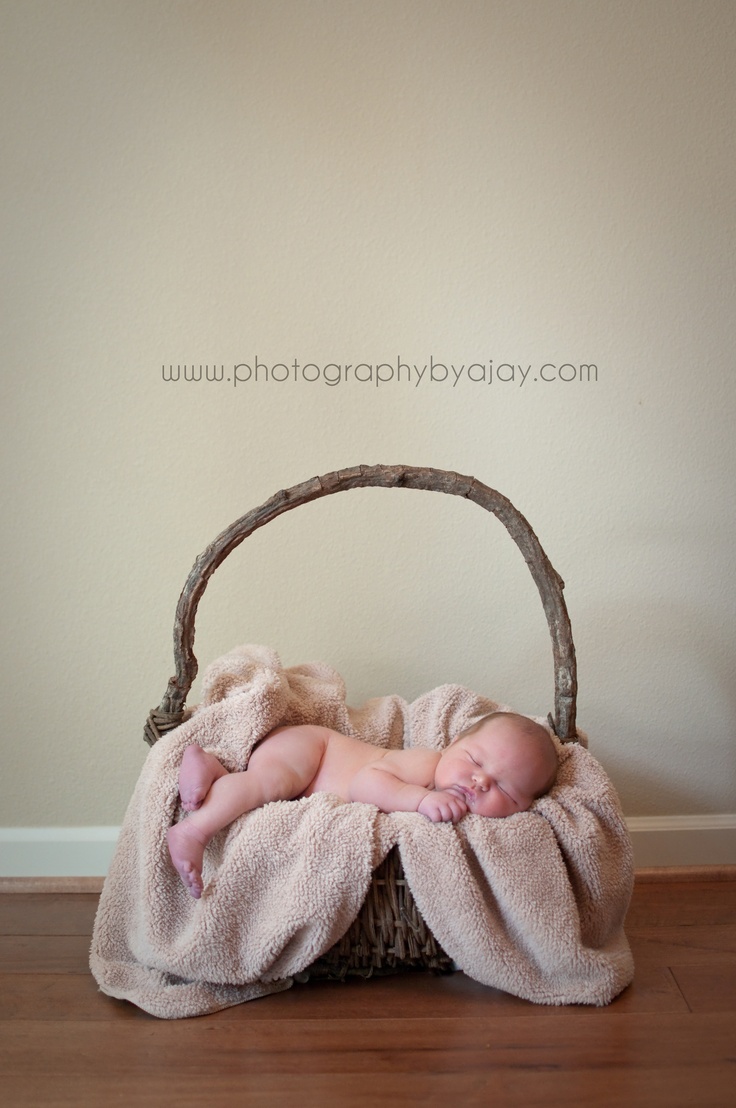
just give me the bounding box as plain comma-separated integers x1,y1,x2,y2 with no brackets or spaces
304,848,453,980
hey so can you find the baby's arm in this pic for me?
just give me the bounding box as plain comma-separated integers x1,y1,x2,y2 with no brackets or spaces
349,750,467,823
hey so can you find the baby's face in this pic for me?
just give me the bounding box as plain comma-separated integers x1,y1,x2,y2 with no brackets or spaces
433,718,552,819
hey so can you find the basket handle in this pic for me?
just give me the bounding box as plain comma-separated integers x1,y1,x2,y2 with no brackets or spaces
145,465,577,745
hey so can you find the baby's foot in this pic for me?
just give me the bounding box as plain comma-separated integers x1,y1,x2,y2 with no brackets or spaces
178,744,226,811
167,821,208,899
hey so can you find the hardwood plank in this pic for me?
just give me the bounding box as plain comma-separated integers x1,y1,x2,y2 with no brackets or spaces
280,965,684,1018
627,881,736,927
669,962,736,1013
1,1013,734,1074
602,963,688,1014
626,925,736,966
0,936,91,974
0,962,686,1021
6,969,520,1022
0,974,152,1021
0,894,99,936
262,964,686,1018
6,1064,736,1108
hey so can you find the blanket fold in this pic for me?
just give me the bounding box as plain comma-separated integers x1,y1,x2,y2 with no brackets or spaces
90,645,634,1018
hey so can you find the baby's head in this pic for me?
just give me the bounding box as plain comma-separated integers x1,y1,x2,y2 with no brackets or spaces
434,711,558,819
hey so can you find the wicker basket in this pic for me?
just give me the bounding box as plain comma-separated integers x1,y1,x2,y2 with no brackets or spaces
144,464,578,978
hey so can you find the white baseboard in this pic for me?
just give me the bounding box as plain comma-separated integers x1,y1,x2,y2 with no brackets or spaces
0,827,121,877
1,817,735,877
626,815,736,868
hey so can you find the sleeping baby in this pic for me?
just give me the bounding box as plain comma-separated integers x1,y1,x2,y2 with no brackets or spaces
167,711,558,898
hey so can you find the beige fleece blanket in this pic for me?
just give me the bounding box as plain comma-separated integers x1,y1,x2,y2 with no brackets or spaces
90,645,634,1018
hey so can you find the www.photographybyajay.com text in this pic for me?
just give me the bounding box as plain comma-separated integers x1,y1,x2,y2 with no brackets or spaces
161,357,599,388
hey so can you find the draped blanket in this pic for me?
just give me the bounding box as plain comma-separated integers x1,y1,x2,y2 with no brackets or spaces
90,645,634,1018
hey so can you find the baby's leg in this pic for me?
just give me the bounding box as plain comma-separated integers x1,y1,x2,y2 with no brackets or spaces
168,725,328,898
178,744,228,811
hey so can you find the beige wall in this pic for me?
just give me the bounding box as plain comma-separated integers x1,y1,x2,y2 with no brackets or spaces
2,0,734,826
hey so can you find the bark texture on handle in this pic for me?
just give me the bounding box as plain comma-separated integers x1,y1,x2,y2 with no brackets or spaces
145,465,577,745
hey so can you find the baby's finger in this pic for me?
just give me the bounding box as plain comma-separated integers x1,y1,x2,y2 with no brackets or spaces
450,802,468,822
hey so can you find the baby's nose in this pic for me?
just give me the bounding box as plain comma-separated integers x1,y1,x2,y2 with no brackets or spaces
472,771,490,791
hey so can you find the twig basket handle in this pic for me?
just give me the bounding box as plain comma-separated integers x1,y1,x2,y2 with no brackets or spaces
145,465,577,745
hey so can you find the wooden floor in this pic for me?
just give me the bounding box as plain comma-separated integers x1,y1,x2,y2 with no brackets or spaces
2,871,735,1107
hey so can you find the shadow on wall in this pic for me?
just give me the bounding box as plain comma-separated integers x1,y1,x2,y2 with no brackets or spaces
601,754,705,816
578,597,735,814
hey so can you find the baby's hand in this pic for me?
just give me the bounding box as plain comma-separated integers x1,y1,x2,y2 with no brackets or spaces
417,789,468,824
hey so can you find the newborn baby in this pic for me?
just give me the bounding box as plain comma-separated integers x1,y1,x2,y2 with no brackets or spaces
168,711,558,898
